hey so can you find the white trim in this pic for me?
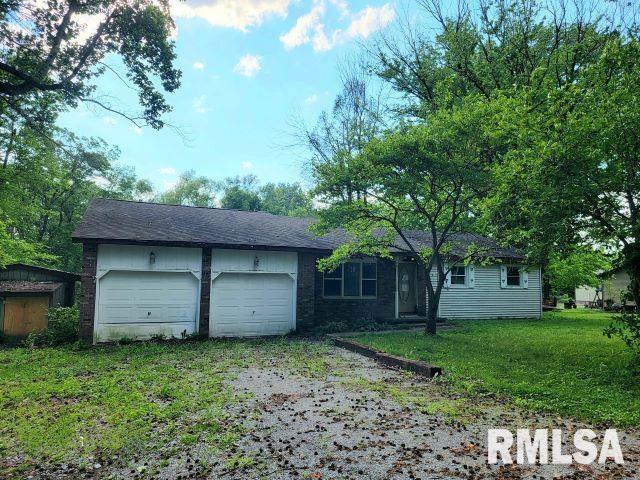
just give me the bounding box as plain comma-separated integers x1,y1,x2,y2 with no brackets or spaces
446,263,472,289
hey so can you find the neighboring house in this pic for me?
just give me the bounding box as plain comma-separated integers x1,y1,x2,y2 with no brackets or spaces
72,199,542,344
575,267,636,309
575,285,598,306
0,264,80,337
602,266,636,307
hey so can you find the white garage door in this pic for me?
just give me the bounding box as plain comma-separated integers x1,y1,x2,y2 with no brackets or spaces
211,273,294,337
97,271,198,342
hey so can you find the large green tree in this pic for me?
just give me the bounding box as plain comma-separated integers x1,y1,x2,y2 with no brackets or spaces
313,99,497,334
0,0,181,130
156,170,217,207
0,127,151,270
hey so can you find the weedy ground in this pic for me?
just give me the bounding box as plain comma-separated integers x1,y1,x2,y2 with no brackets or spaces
0,311,638,479
355,310,640,428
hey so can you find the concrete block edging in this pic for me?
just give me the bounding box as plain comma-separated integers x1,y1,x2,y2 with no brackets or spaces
332,337,443,378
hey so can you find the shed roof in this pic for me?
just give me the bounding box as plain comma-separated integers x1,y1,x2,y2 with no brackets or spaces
2,264,80,281
0,281,64,294
72,198,525,260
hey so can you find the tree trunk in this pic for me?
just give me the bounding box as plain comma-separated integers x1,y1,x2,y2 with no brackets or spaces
425,301,438,335
623,243,640,309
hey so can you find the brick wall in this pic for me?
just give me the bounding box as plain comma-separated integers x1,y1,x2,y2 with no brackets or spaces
78,243,98,344
199,247,212,337
296,253,317,331
296,254,398,331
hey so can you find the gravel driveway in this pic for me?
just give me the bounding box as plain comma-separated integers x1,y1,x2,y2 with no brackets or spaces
29,341,637,480
214,346,639,479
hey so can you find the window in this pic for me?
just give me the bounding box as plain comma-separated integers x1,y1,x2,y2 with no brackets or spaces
344,262,361,296
362,262,377,296
323,265,342,296
506,266,521,286
323,260,377,298
450,265,466,286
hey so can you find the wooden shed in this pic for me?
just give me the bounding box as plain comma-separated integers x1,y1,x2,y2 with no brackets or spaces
0,264,80,337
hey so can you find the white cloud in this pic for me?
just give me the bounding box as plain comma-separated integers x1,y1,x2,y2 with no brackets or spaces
241,161,254,170
305,93,318,104
234,54,262,77
171,0,292,33
345,4,395,40
131,126,142,135
280,1,395,52
279,2,326,50
330,0,349,17
192,95,208,114
158,167,177,175
193,61,205,70
102,115,117,126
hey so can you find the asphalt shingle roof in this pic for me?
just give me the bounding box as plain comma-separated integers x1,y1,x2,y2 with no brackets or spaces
72,199,524,260
0,281,64,294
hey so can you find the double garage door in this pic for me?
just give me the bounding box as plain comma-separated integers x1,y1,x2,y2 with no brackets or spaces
96,269,295,342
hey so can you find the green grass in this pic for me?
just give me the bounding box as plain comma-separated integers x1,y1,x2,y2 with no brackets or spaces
354,310,640,427
0,338,333,475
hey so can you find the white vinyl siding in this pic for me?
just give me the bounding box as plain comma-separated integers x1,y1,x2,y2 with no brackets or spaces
431,264,541,319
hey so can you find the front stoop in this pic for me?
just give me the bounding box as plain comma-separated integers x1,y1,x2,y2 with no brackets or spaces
332,337,443,378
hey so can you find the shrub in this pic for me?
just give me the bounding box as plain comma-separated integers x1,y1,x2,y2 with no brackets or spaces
25,306,79,347
604,310,640,370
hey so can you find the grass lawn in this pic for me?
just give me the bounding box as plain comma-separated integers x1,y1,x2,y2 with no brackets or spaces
0,339,333,476
354,310,640,428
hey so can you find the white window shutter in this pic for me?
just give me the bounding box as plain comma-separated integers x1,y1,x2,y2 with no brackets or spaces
500,265,507,288
468,265,475,288
444,264,451,289
522,269,529,289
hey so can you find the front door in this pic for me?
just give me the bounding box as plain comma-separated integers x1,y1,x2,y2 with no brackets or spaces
398,263,417,314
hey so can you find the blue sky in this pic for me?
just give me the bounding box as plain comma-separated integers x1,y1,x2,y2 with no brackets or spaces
59,0,400,192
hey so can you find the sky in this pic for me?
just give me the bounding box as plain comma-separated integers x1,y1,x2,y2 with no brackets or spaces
59,0,402,193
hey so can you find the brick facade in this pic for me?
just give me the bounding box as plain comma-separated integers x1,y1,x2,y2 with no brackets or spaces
78,243,98,344
199,247,212,337
296,254,426,331
79,242,425,341
296,253,317,331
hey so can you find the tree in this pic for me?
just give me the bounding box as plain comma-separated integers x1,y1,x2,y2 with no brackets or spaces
312,99,497,334
369,0,622,119
365,0,640,303
482,37,640,308
297,68,383,202
0,220,57,268
156,170,217,207
258,182,313,216
546,248,611,298
0,0,181,130
0,126,151,270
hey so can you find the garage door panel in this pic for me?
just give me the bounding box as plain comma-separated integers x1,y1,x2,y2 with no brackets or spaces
97,271,198,341
211,273,294,337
